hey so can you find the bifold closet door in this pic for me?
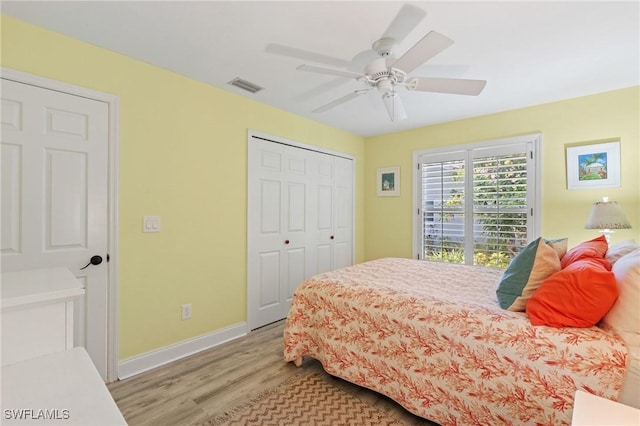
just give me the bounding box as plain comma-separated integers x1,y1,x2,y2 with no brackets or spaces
333,156,354,270
308,152,334,275
247,135,353,330
308,154,353,274
248,139,308,329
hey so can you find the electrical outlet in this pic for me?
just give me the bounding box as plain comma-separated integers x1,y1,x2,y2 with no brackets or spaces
181,303,192,320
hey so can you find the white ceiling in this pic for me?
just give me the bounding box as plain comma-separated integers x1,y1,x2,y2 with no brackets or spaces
3,1,639,137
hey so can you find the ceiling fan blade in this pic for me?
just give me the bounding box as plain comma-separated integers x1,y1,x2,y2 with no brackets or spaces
382,4,427,43
292,78,352,103
313,90,369,113
265,43,349,68
297,64,365,80
391,31,454,74
408,77,487,95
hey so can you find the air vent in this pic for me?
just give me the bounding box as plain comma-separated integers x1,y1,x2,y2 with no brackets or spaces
227,77,264,94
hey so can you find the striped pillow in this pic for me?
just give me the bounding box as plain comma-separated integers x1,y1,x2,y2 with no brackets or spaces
496,237,561,311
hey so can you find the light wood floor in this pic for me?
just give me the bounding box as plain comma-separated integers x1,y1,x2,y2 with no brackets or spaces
108,320,438,426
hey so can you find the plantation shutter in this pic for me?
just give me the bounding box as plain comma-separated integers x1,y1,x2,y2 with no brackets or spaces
418,139,536,268
421,153,466,264
471,145,531,266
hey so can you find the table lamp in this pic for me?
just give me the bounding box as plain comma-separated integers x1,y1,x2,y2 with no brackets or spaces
584,196,631,244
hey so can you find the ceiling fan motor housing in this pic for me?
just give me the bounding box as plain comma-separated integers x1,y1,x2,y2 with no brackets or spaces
365,58,390,78
365,58,407,93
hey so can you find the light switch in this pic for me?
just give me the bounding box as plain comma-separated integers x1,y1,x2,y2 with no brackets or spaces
143,216,161,233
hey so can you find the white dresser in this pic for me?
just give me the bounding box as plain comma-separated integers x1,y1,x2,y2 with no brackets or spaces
1,267,84,365
1,268,126,425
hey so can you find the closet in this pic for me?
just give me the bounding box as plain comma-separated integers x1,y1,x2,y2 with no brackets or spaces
247,132,354,330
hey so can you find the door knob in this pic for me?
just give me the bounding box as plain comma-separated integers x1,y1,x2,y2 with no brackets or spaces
284,240,290,245
330,235,335,240
80,255,103,270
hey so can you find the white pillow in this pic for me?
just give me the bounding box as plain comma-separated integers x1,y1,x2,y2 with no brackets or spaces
605,240,639,265
602,248,640,334
615,329,640,409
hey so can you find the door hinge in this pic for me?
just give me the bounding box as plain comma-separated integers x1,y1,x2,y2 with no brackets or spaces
106,253,110,262
417,208,421,215
530,151,533,160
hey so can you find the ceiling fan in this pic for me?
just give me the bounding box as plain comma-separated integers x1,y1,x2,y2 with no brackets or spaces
293,5,487,122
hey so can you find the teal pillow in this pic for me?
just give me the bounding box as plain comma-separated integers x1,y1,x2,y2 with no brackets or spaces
496,237,562,311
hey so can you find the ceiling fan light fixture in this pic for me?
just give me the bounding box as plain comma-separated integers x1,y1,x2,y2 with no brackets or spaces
382,91,407,122
372,38,395,57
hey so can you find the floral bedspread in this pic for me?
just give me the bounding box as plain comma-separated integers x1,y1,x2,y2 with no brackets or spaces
283,258,628,426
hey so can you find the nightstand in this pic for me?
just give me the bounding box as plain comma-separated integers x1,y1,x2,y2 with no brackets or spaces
572,390,640,425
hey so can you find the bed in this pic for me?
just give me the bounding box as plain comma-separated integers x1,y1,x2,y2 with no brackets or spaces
283,255,638,425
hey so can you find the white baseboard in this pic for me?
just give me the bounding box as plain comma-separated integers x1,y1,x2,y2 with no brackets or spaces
117,322,247,380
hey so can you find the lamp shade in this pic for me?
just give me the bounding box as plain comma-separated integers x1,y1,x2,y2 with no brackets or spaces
584,200,632,230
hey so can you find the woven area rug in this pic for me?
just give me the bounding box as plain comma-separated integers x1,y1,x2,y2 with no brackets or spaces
207,372,407,426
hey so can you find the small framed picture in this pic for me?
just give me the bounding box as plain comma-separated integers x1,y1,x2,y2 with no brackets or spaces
566,141,621,190
377,167,400,197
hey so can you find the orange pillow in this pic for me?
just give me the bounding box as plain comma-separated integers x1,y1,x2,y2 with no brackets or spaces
560,235,608,269
526,257,618,328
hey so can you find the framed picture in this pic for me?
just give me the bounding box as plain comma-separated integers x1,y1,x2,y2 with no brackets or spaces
566,141,621,190
377,167,400,197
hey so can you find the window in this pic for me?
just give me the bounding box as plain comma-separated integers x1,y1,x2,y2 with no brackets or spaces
414,134,540,268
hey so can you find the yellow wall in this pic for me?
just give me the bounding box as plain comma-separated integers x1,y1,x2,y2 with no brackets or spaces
1,16,365,360
364,87,640,260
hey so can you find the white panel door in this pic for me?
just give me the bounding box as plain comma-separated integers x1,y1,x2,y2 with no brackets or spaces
247,134,354,330
333,156,354,269
1,79,109,378
247,138,311,328
305,153,353,274
282,150,310,315
309,152,334,275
